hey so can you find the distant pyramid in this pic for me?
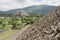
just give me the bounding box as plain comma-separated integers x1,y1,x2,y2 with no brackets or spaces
16,6,60,40
12,11,29,18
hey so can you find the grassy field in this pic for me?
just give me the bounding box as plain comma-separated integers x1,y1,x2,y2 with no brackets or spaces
0,29,18,40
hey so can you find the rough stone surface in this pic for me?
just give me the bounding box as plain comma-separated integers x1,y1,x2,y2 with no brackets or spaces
16,6,60,40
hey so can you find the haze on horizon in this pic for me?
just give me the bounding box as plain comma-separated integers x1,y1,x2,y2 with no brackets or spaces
0,0,60,11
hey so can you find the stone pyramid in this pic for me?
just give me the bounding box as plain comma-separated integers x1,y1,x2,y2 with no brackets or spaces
12,11,29,18
16,6,60,40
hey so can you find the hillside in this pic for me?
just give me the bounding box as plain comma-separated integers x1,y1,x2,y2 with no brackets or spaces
22,5,56,15
16,6,60,40
0,5,56,16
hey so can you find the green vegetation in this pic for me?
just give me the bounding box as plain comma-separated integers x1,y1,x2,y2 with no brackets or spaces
0,16,41,29
0,15,43,40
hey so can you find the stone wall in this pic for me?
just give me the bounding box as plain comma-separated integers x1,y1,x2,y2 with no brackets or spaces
16,6,60,40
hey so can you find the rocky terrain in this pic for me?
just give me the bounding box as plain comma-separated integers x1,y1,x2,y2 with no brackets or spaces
16,6,60,40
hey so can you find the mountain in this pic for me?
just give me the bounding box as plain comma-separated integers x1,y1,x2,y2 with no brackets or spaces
16,6,60,40
22,5,56,15
0,10,4,13
0,5,56,16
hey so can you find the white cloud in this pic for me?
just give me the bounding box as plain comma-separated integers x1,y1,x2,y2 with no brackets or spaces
40,0,60,6
0,0,60,11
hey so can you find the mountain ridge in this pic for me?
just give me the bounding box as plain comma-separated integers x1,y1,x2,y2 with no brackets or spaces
0,5,56,16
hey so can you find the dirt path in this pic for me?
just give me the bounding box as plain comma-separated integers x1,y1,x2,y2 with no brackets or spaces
7,24,31,40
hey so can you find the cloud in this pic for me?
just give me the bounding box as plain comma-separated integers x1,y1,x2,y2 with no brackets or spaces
32,0,43,2
14,0,26,3
0,0,26,10
0,0,60,11
40,0,60,6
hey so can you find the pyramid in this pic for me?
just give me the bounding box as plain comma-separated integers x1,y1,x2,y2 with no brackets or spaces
16,6,60,40
12,11,29,18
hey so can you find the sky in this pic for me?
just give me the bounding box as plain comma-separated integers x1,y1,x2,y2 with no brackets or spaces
0,0,60,11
